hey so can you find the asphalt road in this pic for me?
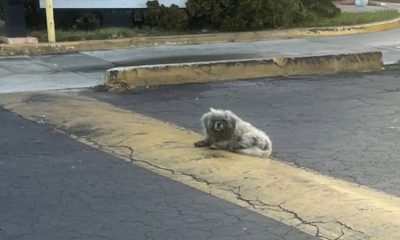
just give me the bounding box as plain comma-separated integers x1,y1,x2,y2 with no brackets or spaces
0,108,316,240
87,67,400,197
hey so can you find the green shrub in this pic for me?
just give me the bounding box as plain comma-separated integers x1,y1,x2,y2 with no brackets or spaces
74,12,101,31
144,1,188,31
0,0,3,20
301,0,340,18
186,0,340,31
185,0,237,30
24,0,42,29
0,0,41,23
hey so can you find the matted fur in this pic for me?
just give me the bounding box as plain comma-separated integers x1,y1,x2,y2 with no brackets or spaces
194,108,272,158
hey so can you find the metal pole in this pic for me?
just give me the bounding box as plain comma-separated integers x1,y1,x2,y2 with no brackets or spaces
45,0,56,42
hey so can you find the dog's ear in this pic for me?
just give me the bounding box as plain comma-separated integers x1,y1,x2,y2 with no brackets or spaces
210,108,217,113
201,112,212,129
225,110,240,120
225,110,234,115
224,113,236,129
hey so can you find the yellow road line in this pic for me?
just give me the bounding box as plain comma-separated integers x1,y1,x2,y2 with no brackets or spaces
1,92,400,240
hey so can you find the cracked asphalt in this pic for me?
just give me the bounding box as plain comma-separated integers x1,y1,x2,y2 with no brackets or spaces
0,108,317,240
87,66,400,197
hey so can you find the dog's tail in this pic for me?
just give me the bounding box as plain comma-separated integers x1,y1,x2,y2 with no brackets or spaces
236,147,272,158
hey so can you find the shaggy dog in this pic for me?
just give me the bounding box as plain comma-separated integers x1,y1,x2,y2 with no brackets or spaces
194,108,272,158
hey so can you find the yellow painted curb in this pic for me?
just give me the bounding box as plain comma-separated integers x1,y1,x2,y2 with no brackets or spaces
1,92,400,240
1,17,400,56
104,52,383,91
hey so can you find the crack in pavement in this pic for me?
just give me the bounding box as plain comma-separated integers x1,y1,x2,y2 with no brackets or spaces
74,134,369,240
78,136,177,176
2,92,399,240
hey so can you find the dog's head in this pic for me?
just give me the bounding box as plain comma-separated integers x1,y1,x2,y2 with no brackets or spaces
201,108,237,136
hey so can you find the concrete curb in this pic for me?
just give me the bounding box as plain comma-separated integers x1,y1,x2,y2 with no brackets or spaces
1,17,400,56
104,52,383,91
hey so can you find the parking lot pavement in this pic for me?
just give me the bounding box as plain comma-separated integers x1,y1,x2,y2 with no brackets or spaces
87,67,400,197
0,108,316,240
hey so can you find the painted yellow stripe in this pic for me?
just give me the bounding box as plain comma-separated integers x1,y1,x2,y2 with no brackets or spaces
1,92,400,240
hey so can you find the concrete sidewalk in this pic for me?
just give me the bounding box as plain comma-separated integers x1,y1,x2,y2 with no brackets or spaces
83,28,400,66
0,28,399,93
337,3,392,12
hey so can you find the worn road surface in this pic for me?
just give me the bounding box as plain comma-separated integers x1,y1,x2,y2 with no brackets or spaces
88,67,400,196
1,27,400,239
0,108,315,240
1,67,400,239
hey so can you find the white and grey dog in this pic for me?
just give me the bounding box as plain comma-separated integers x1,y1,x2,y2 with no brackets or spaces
194,108,272,158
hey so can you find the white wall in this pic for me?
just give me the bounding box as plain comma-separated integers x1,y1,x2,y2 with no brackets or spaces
39,0,186,9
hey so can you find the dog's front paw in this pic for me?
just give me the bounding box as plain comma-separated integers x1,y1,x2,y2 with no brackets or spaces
209,144,219,150
194,139,208,147
229,145,243,151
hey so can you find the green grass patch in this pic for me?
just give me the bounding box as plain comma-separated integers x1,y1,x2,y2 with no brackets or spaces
29,9,400,42
301,10,400,28
29,27,186,42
